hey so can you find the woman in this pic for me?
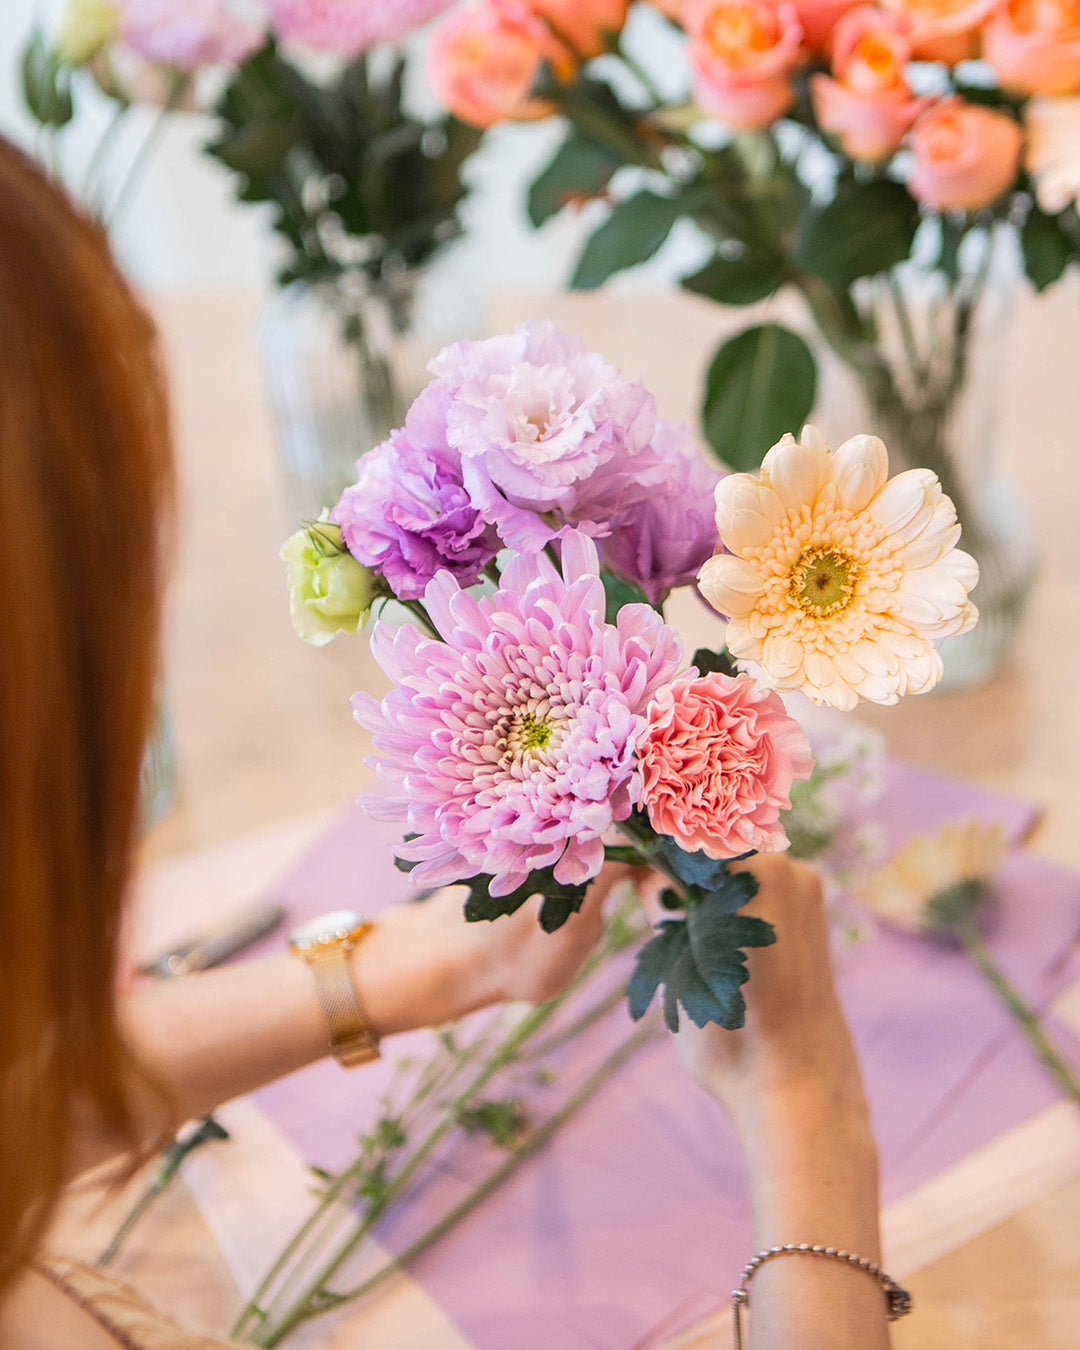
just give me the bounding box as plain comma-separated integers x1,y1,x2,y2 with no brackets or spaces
0,137,891,1348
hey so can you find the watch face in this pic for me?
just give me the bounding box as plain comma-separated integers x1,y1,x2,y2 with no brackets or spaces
289,909,365,949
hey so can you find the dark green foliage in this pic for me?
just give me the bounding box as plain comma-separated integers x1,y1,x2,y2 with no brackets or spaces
570,188,683,289
601,569,650,624
206,40,480,288
689,646,739,678
462,866,588,932
795,179,920,288
1022,205,1072,292
681,248,786,306
528,131,622,227
20,30,73,128
702,323,817,471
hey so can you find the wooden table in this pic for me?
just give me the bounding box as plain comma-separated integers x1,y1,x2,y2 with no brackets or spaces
46,284,1080,1348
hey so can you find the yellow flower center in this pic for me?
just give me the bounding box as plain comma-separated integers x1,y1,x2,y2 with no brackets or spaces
791,549,857,614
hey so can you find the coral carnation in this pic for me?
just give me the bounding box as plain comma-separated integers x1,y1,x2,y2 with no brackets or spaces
353,532,683,895
640,671,813,857
698,426,979,710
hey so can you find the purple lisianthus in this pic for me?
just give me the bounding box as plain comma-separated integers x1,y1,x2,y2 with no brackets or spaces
331,384,498,601
352,531,684,897
119,0,264,69
427,321,669,551
600,420,723,605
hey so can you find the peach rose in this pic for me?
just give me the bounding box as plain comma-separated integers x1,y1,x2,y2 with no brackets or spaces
428,0,573,128
1024,94,1080,211
638,671,814,858
907,98,1023,209
790,0,862,51
812,7,930,158
983,0,1080,95
687,0,805,128
528,0,629,55
881,0,996,63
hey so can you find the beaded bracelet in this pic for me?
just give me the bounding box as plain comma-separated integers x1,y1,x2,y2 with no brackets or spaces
731,1244,913,1349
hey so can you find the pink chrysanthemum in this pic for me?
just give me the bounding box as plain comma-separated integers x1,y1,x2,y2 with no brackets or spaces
352,532,683,896
639,671,813,857
267,0,456,53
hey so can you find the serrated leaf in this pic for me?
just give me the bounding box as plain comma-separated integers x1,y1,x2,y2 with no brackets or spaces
528,132,621,227
690,646,738,678
702,324,817,472
795,180,919,289
462,864,587,931
681,250,786,306
601,568,650,624
628,921,687,1023
570,189,682,290
687,900,775,1029
1021,206,1072,292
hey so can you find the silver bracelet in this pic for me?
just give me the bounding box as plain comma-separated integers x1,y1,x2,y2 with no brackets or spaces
732,1244,912,1349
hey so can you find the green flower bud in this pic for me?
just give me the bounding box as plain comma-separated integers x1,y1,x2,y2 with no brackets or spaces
280,515,373,646
55,0,120,66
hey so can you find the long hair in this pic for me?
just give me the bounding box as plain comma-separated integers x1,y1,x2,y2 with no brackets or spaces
0,138,174,1290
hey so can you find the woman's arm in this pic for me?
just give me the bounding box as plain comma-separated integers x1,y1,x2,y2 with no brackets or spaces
674,854,891,1350
74,870,629,1173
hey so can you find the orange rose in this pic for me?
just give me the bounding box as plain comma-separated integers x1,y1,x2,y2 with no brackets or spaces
812,6,929,158
687,0,805,128
528,0,629,55
789,0,863,51
983,0,1080,95
907,98,1022,209
428,0,573,128
880,0,996,62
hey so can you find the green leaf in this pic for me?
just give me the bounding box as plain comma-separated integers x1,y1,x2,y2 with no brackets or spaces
686,906,775,1028
702,324,817,472
20,30,73,128
795,180,919,289
570,189,682,290
528,132,621,227
934,214,963,285
681,249,786,306
1021,206,1072,292
628,921,687,1027
462,865,588,931
601,568,650,624
690,646,738,678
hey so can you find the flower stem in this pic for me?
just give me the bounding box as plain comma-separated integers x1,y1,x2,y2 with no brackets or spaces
106,71,191,229
332,1023,657,1309
956,919,1080,1111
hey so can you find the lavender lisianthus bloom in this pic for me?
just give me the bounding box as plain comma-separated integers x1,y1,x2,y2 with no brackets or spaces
331,384,498,601
600,420,723,605
352,531,684,897
427,321,669,551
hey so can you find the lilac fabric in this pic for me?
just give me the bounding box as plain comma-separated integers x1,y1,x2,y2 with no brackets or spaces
248,760,1077,1349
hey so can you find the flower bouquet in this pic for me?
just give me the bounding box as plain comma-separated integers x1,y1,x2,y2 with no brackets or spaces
422,0,1080,680
285,319,979,1031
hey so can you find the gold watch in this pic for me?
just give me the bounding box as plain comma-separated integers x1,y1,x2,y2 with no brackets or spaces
289,910,380,1067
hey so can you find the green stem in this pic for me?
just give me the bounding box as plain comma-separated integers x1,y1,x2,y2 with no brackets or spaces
617,50,664,108
396,598,439,638
333,1024,657,1309
106,71,190,229
957,920,1080,1111
83,98,128,212
521,982,629,1060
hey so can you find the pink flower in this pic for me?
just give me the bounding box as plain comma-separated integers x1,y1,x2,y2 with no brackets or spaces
428,0,574,128
907,98,1022,209
527,0,630,56
789,0,862,52
426,320,668,551
639,671,813,858
983,0,1080,96
687,0,806,129
881,0,996,63
812,7,929,159
119,0,264,68
353,531,683,896
266,0,456,53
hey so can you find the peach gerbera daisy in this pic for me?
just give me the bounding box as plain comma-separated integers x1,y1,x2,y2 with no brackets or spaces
698,426,979,709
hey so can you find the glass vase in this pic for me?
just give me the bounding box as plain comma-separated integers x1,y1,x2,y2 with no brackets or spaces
817,226,1038,691
259,271,422,523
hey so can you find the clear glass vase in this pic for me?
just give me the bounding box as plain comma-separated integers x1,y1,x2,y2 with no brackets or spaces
259,271,422,523
818,226,1038,691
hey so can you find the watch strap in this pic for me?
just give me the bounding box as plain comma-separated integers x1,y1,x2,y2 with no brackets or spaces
304,936,380,1068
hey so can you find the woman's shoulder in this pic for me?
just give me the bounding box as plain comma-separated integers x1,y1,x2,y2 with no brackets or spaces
1,1257,237,1350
